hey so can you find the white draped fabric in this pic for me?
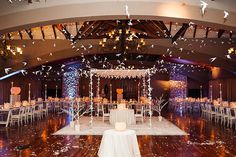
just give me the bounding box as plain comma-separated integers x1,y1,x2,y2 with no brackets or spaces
109,109,136,125
98,129,141,157
90,69,149,79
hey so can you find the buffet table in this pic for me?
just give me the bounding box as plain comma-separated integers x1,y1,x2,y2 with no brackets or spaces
109,109,136,125
98,129,141,157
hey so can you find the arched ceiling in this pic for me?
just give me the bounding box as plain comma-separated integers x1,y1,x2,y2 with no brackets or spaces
0,0,236,79
1,0,236,33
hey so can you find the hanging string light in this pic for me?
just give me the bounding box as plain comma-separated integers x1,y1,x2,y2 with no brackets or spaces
0,41,23,58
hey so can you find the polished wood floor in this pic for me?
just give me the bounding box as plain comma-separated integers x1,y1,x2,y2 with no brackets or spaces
0,109,236,157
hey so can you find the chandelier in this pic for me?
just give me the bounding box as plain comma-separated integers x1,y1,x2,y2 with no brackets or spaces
0,41,23,58
228,47,236,54
98,21,146,53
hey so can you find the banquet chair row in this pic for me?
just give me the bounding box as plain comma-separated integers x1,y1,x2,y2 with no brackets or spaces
9,103,49,126
201,103,236,128
170,100,201,113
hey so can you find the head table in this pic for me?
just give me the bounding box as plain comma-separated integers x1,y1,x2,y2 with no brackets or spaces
109,109,136,125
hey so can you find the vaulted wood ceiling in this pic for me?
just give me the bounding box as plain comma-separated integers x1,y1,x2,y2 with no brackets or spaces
0,20,236,78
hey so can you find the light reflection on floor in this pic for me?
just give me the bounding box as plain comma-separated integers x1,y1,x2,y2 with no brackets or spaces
0,111,235,157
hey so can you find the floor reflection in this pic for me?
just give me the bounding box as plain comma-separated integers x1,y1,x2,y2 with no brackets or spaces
0,111,235,157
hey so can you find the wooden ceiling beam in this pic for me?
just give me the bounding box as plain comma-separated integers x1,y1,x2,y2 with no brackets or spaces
218,29,225,38
7,33,11,40
149,21,165,38
18,30,23,40
54,24,72,41
80,21,97,36
152,21,171,38
52,25,57,39
75,22,79,35
73,21,98,42
25,29,33,40
172,23,189,43
193,25,197,38
169,22,172,35
205,27,210,38
132,21,157,38
40,26,45,40
230,31,233,38
84,21,103,38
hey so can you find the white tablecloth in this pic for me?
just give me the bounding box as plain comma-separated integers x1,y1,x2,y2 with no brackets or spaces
109,109,136,125
98,129,141,157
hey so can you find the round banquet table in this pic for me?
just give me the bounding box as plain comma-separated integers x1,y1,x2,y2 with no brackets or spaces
109,109,136,125
98,129,141,157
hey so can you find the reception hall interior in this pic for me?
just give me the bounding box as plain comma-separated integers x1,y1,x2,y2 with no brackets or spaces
1,0,236,157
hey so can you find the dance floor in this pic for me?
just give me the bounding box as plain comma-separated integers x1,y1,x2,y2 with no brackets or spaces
0,110,236,157
53,117,187,136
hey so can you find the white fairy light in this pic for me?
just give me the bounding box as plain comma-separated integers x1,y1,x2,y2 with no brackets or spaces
89,71,94,126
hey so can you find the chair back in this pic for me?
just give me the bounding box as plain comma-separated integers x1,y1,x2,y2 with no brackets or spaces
230,109,235,117
11,108,20,116
219,107,224,115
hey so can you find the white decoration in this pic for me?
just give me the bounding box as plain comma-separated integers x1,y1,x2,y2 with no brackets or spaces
224,11,229,20
125,4,130,19
200,1,208,16
90,69,149,79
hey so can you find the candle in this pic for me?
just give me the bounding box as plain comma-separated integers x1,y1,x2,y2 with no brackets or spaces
28,83,31,103
200,85,203,99
56,85,58,98
219,83,222,101
210,85,213,102
110,83,112,103
11,82,14,88
45,84,47,101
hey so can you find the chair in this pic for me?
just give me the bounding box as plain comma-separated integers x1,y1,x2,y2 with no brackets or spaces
42,102,49,117
34,104,43,120
229,108,236,128
144,104,151,118
209,105,216,120
102,105,110,122
96,103,103,117
21,107,30,124
10,108,23,126
193,102,200,112
205,104,212,119
135,106,144,123
54,101,61,112
214,106,221,123
201,103,207,117
200,103,207,117
222,107,230,126
219,106,225,124
0,110,12,127
27,106,35,123
186,101,192,113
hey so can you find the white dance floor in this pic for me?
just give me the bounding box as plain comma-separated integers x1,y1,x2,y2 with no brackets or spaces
53,117,188,136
